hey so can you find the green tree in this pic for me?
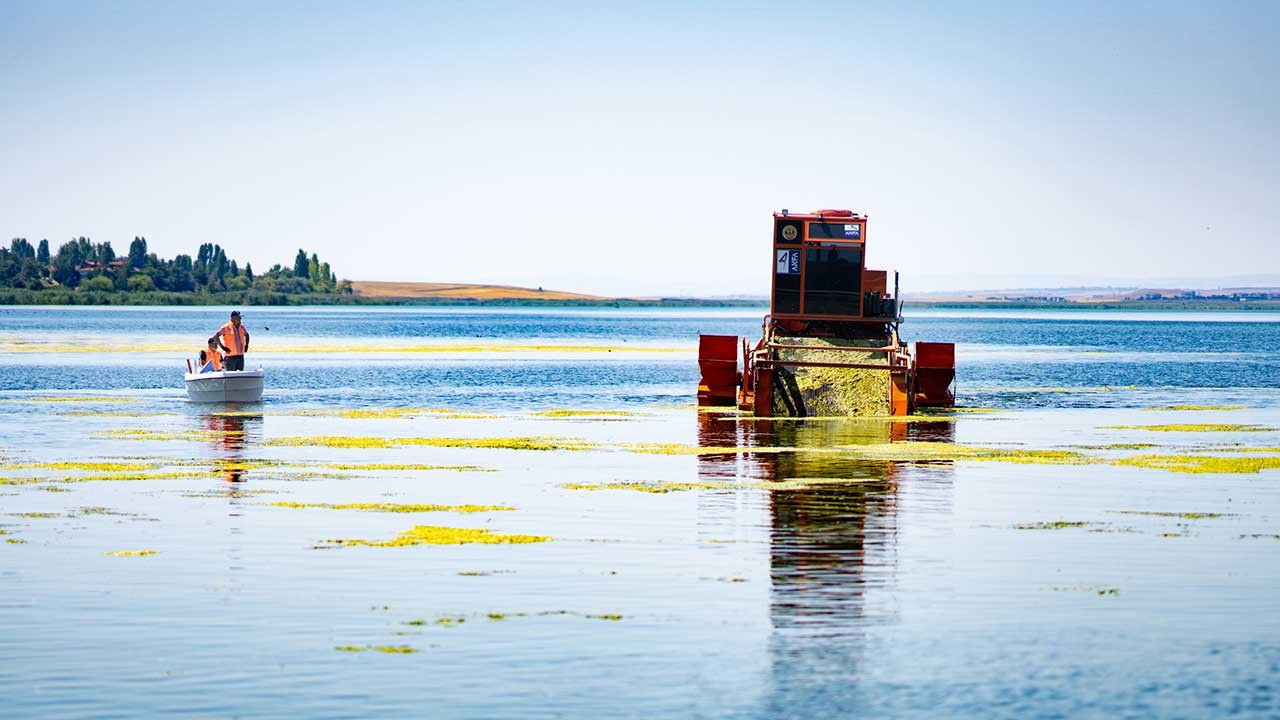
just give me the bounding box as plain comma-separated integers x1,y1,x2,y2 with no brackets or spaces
244,263,254,282
127,274,156,292
171,254,195,292
37,239,50,265
10,238,34,259
293,249,310,278
128,237,148,269
80,275,114,292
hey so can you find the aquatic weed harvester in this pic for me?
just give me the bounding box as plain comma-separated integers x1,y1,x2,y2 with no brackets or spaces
698,209,955,416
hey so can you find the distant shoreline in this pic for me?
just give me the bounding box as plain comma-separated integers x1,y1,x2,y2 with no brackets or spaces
4,286,1279,311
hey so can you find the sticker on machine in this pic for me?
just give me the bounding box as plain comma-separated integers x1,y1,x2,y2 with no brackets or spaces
844,224,861,239
776,249,800,275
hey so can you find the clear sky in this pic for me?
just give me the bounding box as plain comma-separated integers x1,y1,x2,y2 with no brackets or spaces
2,1,1277,295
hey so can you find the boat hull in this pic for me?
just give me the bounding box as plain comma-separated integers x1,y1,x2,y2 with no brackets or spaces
184,369,264,403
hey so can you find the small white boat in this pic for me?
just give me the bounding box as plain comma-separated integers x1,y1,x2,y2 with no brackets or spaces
184,368,265,403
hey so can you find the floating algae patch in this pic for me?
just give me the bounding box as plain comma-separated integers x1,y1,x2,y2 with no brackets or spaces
9,512,59,519
105,550,157,556
265,435,597,451
318,525,552,548
829,442,1092,466
59,411,179,418
1104,424,1275,433
14,396,137,404
1071,443,1160,450
294,408,501,420
1051,586,1120,596
318,462,494,473
334,645,420,654
1109,454,1280,474
562,481,732,494
266,502,514,513
1142,405,1248,412
770,336,890,416
1108,510,1230,520
532,409,643,418
96,429,245,442
58,470,211,483
1014,521,1094,530
620,442,813,456
0,461,158,473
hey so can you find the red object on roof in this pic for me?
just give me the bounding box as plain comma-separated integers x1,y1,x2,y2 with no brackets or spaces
812,209,855,217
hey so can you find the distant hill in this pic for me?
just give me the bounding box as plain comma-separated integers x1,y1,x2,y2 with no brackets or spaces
351,281,608,301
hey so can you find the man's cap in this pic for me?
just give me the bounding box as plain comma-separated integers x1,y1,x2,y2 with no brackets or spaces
230,310,241,317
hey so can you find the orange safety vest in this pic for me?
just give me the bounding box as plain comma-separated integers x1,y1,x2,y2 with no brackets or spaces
217,322,249,356
201,348,223,371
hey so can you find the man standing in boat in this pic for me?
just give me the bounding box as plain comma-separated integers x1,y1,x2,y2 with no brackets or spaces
211,310,250,371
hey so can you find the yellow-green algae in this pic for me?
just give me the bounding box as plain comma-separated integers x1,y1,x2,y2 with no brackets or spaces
532,409,641,418
96,429,245,442
562,481,731,494
334,645,420,653
267,502,514,513
1104,423,1275,433
265,435,596,451
319,462,493,472
1108,510,1228,519
0,340,685,354
1142,405,1248,412
1109,454,1280,474
772,336,890,416
0,461,158,472
1014,521,1093,530
105,550,157,556
13,396,136,403
294,408,501,420
319,525,551,547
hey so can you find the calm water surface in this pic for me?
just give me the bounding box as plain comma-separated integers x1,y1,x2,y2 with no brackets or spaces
1,306,1279,719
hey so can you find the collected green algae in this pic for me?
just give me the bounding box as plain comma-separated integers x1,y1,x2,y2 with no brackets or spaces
1104,423,1275,433
104,550,156,556
267,502,514,513
318,525,552,548
770,336,891,416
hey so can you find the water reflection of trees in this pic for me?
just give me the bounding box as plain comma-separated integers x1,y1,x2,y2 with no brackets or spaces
697,412,955,707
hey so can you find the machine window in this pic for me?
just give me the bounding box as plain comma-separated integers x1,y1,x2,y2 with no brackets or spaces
774,272,801,314
808,222,862,241
803,248,863,316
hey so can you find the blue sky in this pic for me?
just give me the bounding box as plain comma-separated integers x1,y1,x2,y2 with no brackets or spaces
2,1,1276,294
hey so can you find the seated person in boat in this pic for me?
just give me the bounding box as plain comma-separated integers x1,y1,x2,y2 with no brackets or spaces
211,310,250,371
199,339,223,373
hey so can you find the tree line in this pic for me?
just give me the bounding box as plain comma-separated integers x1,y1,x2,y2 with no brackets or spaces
0,236,351,304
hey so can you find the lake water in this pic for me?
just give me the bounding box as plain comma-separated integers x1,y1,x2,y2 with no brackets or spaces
2,306,1279,719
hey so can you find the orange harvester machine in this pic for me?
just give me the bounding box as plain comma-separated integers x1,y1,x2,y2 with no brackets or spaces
698,209,956,416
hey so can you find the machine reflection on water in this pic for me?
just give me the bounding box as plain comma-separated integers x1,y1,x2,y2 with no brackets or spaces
696,413,956,634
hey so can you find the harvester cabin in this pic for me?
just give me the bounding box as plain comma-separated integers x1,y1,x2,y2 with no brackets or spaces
770,210,892,322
